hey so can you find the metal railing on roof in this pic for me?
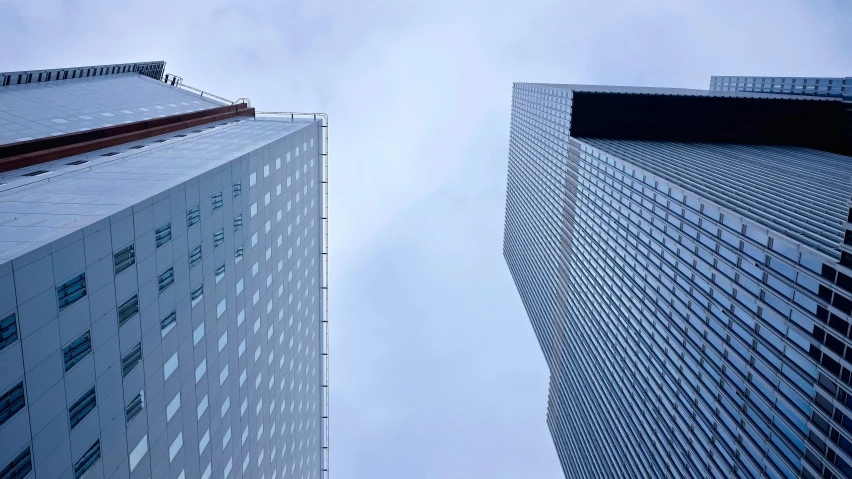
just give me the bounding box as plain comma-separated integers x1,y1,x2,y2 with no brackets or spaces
162,73,252,107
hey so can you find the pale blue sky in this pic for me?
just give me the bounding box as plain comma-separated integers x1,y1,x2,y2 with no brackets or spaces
3,0,851,477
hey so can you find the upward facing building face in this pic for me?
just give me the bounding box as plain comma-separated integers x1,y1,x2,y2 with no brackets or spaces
504,81,852,478
0,62,326,479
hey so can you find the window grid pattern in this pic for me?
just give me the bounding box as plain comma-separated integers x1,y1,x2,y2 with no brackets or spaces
504,82,852,479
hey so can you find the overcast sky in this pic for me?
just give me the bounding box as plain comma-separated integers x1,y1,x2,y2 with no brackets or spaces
3,0,852,477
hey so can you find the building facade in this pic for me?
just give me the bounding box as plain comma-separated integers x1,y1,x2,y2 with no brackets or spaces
0,62,327,479
504,80,852,478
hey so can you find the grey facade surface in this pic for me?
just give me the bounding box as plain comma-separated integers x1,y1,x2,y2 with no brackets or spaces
504,80,852,478
0,67,325,479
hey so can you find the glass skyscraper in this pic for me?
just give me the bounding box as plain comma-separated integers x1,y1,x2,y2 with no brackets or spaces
0,62,327,479
504,78,852,478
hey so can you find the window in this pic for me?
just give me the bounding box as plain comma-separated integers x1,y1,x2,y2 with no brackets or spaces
114,244,135,275
217,298,227,319
129,435,148,473
223,427,232,450
63,331,91,372
0,382,25,427
220,364,229,386
234,214,243,231
158,267,174,293
233,183,242,197
69,387,96,429
0,313,18,352
118,294,139,326
187,205,200,227
156,223,172,248
215,264,226,283
212,192,223,210
250,172,257,187
167,392,180,422
73,440,101,479
251,202,257,217
191,284,203,307
161,310,177,337
164,352,178,381
169,432,183,463
235,247,244,261
121,342,142,377
197,394,208,420
57,272,87,310
195,359,207,384
126,390,144,424
0,447,32,479
199,429,210,455
214,229,224,247
219,331,228,353
189,245,202,268
193,323,205,346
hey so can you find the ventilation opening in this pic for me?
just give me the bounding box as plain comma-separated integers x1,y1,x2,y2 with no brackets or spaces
174,134,187,138
23,170,49,177
128,145,145,149
101,152,120,156
67,160,88,166
153,139,167,143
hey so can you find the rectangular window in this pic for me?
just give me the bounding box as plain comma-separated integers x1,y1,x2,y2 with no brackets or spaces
167,392,180,422
158,267,174,293
0,313,18,352
189,245,202,268
0,447,32,479
161,311,177,337
121,342,142,377
212,192,223,210
191,284,203,307
63,331,91,372
129,434,148,473
195,359,207,384
193,323,205,346
214,229,224,247
197,394,208,420
199,429,210,455
235,247,244,261
57,272,87,310
164,352,178,381
233,214,242,231
118,295,139,326
156,223,172,248
233,183,242,197
69,387,97,429
113,244,135,275
169,432,183,463
215,264,225,283
125,390,144,424
0,382,25,428
187,205,200,228
73,440,101,479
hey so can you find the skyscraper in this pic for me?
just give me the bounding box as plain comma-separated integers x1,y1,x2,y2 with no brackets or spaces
503,78,852,478
0,62,328,479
